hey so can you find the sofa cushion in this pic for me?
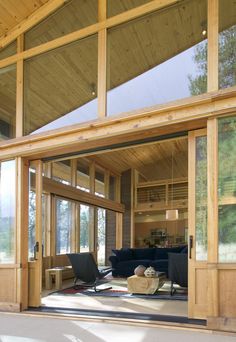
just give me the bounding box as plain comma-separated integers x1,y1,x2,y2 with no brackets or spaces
115,259,150,277
154,246,183,260
149,259,168,273
112,248,133,261
132,248,155,260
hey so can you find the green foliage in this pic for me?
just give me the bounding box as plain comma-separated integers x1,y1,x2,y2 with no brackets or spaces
189,25,236,95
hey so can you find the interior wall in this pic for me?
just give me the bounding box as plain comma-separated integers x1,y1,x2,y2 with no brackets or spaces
121,169,132,247
135,219,188,247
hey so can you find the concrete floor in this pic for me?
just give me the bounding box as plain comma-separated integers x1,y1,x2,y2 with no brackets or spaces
42,278,188,317
0,313,235,342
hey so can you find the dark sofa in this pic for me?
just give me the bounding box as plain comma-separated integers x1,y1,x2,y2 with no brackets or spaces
109,245,187,277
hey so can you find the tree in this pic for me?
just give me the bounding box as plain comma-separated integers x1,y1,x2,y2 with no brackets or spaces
189,25,236,95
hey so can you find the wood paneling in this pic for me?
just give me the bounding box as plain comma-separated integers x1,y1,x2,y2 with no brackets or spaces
0,0,49,39
0,269,16,302
91,138,188,181
219,269,236,317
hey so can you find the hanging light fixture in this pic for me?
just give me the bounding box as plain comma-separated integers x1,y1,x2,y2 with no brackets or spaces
166,147,179,221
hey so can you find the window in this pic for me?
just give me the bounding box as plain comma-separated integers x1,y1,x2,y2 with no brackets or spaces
24,35,98,135
195,136,207,261
56,198,72,254
107,0,207,116
0,65,16,140
0,160,16,263
25,0,98,49
218,116,236,262
219,0,236,90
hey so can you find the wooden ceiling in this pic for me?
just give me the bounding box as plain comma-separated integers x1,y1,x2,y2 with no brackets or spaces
87,137,188,181
0,0,49,38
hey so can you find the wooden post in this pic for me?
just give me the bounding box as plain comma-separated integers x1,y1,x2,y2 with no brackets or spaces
16,35,24,138
207,118,219,320
98,0,107,118
16,157,29,309
207,0,219,92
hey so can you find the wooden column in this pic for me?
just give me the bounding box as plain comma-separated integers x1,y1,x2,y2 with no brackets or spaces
71,159,77,252
16,157,29,310
207,118,219,320
16,35,24,138
98,0,107,118
207,0,219,92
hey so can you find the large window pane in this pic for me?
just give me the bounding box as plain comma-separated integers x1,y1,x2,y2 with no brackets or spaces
25,0,98,49
80,204,95,253
24,35,98,135
77,160,90,192
0,64,16,140
56,198,72,254
52,160,71,185
0,41,16,61
28,190,36,260
107,0,207,116
0,160,16,263
218,116,236,262
97,208,106,266
219,0,236,90
195,136,207,261
108,0,152,18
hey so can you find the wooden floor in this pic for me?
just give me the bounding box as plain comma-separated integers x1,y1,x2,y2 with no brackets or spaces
41,278,188,317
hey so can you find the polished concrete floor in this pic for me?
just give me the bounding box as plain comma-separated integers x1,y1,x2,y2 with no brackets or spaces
41,278,188,317
0,313,235,342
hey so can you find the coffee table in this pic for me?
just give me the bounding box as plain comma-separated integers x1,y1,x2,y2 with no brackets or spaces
127,272,166,294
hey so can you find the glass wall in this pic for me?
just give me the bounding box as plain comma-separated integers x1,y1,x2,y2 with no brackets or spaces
219,0,236,90
0,160,16,263
0,41,16,61
76,160,90,192
108,0,152,18
52,160,71,185
95,168,105,197
25,0,98,49
195,136,207,261
24,35,98,135
107,0,207,116
218,116,236,262
97,208,106,266
0,64,16,140
80,204,91,252
56,197,72,254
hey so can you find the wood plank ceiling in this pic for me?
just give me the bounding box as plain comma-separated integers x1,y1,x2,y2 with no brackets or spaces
87,137,188,181
0,0,49,38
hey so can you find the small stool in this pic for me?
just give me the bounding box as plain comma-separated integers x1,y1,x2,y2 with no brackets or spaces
127,274,165,294
45,268,63,290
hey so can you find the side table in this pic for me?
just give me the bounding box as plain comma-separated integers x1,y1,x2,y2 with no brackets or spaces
127,273,165,294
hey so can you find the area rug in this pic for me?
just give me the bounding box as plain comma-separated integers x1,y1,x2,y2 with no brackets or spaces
49,279,188,301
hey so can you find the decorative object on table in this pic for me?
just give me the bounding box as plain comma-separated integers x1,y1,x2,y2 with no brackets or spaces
144,266,156,278
134,265,146,276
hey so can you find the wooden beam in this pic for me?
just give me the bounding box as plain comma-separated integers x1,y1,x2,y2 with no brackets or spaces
0,0,179,69
207,0,219,92
16,35,24,138
0,0,66,50
42,176,125,213
0,88,236,161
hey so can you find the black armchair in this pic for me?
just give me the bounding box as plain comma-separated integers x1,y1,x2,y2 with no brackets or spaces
168,252,188,295
67,252,112,292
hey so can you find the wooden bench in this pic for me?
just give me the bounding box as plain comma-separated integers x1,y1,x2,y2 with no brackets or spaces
45,266,72,290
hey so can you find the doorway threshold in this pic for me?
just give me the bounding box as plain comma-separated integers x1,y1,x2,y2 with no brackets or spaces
28,306,206,327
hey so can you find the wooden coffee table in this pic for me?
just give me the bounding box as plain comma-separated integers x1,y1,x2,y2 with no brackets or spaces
127,272,166,294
